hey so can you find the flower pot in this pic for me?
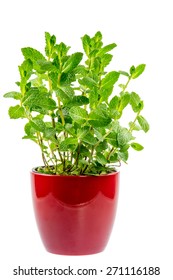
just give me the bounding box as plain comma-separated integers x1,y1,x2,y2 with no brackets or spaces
31,169,119,255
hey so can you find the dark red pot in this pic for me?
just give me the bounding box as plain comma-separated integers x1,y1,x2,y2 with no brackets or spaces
31,169,120,255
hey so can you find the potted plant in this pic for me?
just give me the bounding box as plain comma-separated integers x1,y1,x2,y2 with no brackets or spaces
4,31,149,255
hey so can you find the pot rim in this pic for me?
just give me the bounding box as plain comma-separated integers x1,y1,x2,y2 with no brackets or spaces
31,166,119,178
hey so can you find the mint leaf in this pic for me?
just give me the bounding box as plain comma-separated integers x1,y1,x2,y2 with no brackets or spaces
96,152,108,165
82,133,97,145
98,43,117,56
99,87,114,102
69,107,88,124
24,122,36,135
3,91,22,100
118,150,129,162
94,127,106,141
23,89,57,111
29,119,45,132
77,127,90,139
89,105,111,127
137,115,149,132
130,92,142,112
81,34,91,56
109,96,119,110
131,142,144,151
129,122,141,131
56,86,74,104
67,96,89,107
132,64,146,79
22,47,46,62
119,71,130,77
62,52,83,73
118,93,130,111
117,127,134,146
89,89,98,109
37,60,57,71
101,54,113,67
8,105,25,119
19,59,33,80
101,71,120,89
43,127,56,140
45,32,51,57
79,77,97,89
106,131,118,147
60,137,78,151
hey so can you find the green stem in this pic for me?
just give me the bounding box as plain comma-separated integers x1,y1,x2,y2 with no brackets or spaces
129,110,141,133
123,76,131,92
107,147,115,160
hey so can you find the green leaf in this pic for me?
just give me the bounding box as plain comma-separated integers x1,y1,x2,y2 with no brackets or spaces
29,119,45,132
23,88,57,111
67,96,89,107
99,87,113,102
94,128,106,141
22,135,37,143
62,52,83,73
79,77,97,89
56,86,74,104
24,122,36,135
45,32,51,57
3,91,22,100
37,60,57,72
132,64,146,79
95,140,108,152
97,43,117,56
109,96,119,110
131,142,144,151
60,137,78,151
101,71,120,89
119,71,130,77
77,126,90,139
89,89,98,109
101,54,113,67
96,152,108,165
130,92,142,112
69,106,88,124
48,72,58,90
21,47,46,73
82,133,97,145
64,123,75,136
19,59,33,80
106,131,118,147
130,65,136,75
89,105,111,127
43,127,57,139
22,47,46,62
117,127,134,146
118,150,129,162
137,115,150,132
81,34,91,56
94,31,102,42
129,122,141,131
118,93,130,111
8,105,25,119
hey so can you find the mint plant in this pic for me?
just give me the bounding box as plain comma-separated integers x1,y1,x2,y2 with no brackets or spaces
4,31,149,175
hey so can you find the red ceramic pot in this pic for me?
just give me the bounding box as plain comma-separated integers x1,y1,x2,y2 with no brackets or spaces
31,169,120,255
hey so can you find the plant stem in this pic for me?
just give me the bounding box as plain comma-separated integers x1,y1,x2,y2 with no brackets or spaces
129,110,141,132
107,147,115,160
123,76,131,92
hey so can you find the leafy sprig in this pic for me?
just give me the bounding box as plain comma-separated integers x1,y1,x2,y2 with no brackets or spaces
4,31,149,175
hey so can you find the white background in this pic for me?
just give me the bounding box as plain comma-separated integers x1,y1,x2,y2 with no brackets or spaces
0,0,172,279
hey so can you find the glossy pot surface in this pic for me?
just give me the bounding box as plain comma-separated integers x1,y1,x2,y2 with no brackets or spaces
31,170,119,255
